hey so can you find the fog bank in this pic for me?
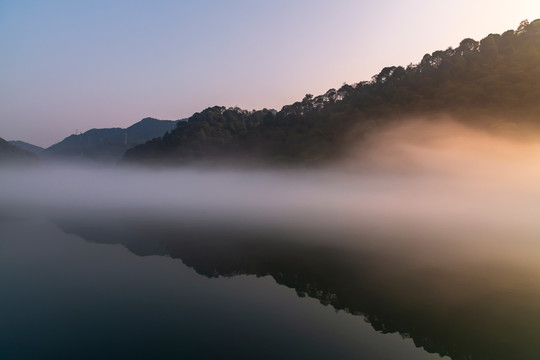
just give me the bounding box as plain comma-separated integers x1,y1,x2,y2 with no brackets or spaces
2,119,540,254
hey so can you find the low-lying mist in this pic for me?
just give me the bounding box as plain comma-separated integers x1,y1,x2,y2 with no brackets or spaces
4,118,540,360
3,118,540,257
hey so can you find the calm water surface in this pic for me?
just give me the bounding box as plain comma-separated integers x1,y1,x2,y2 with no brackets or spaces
2,167,540,359
0,219,446,360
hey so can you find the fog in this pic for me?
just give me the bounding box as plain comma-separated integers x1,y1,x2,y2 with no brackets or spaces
3,119,540,259
4,119,540,360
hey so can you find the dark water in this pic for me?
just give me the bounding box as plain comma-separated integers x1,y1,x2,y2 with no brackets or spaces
2,167,540,359
0,219,444,360
2,214,540,360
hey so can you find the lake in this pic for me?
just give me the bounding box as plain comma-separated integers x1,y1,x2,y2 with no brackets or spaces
1,166,540,359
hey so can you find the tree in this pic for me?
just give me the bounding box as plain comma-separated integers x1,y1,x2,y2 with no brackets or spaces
517,19,529,34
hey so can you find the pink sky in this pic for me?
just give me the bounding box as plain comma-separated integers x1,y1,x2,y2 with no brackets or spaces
1,0,539,147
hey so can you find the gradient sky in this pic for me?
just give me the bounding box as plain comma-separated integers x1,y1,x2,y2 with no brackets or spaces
1,0,540,147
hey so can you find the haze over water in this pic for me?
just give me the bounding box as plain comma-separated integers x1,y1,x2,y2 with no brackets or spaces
2,1,540,358
2,119,540,359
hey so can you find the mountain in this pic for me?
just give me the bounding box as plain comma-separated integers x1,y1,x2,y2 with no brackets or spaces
0,137,39,164
122,107,276,165
43,117,181,163
8,140,44,155
123,19,540,166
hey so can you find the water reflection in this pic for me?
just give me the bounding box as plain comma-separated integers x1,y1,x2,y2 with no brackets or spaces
0,220,442,360
56,215,540,360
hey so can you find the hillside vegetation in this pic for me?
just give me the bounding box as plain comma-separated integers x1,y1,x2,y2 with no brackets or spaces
123,19,540,165
44,118,179,163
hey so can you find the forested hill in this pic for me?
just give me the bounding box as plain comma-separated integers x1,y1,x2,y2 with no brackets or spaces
123,19,540,165
44,117,180,163
0,138,39,164
8,141,44,155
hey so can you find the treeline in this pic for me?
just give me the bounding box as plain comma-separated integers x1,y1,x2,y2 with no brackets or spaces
123,19,540,165
123,107,276,164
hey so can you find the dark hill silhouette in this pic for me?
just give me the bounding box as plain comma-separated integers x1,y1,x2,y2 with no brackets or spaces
123,19,540,166
43,117,181,163
0,138,39,164
122,107,276,165
8,140,44,155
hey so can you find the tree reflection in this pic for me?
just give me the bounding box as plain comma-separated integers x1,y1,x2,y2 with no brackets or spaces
58,216,540,360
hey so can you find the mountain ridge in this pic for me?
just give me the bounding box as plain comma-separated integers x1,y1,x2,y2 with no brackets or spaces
0,138,39,164
43,117,182,163
122,19,540,166
8,140,44,155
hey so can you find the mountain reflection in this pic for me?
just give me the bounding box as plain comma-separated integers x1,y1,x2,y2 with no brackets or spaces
56,215,540,360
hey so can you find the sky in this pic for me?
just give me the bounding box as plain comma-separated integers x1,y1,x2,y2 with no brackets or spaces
1,0,540,147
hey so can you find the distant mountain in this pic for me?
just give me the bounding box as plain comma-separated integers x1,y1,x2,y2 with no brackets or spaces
43,117,181,163
8,140,44,155
0,137,39,164
123,19,540,166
